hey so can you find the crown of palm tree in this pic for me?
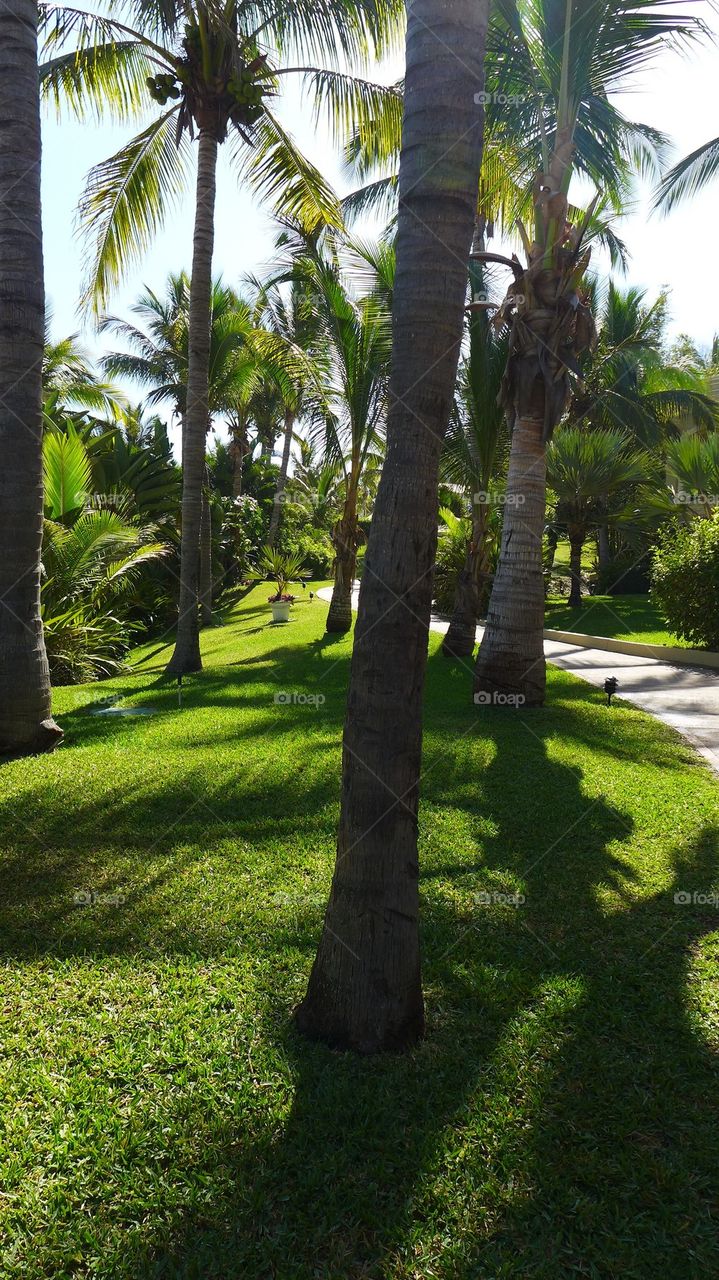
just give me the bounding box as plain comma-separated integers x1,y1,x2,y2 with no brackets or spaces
39,0,405,311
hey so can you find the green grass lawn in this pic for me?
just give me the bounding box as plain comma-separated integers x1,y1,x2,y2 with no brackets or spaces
1,586,718,1278
544,593,692,647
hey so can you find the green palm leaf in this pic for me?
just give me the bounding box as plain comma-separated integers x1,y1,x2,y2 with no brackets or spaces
78,110,193,314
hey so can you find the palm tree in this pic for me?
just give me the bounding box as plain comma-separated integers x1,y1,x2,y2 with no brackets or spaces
43,328,126,427
0,0,63,756
102,273,288,620
440,267,510,657
546,427,648,606
40,0,404,674
292,252,390,633
472,0,706,708
295,0,490,1054
250,276,324,547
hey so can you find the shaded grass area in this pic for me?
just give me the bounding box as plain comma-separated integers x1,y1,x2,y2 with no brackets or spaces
1,586,718,1278
544,592,692,647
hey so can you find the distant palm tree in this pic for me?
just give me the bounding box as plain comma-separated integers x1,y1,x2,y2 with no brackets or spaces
102,274,290,620
43,329,125,427
440,269,510,657
298,254,391,633
473,0,706,708
546,428,648,606
40,0,404,673
0,0,62,756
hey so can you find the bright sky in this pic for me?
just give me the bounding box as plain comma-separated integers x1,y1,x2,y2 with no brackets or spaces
41,1,719,427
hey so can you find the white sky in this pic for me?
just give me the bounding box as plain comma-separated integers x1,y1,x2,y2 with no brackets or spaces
41,0,719,442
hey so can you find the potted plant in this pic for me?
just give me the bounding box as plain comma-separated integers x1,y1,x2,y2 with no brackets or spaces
256,547,306,623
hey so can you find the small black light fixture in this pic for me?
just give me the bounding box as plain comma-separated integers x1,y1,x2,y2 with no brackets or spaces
604,675,618,706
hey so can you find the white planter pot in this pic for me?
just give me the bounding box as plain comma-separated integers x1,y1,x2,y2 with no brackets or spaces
270,600,292,623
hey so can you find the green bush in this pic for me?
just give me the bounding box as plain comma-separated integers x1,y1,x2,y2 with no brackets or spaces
592,552,651,595
433,511,471,614
276,506,334,578
650,515,719,650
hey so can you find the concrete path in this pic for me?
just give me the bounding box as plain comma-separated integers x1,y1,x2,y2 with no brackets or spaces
316,585,719,775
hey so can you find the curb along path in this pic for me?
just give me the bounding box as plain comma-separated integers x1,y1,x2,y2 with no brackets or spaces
315,585,719,776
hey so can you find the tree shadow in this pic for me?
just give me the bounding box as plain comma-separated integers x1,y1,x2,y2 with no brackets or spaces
115,720,719,1278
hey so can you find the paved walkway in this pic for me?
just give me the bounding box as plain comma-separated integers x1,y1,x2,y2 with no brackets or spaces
316,586,719,775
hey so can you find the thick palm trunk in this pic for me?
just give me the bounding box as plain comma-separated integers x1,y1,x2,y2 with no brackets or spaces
0,0,62,756
199,468,212,626
296,0,488,1053
267,409,294,546
165,129,217,674
326,489,360,634
568,529,583,607
442,504,491,657
474,415,547,706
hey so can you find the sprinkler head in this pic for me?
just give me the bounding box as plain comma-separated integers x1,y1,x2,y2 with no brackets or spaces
604,676,618,705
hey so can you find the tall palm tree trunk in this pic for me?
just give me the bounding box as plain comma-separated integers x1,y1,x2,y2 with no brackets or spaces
267,409,294,546
325,485,360,634
0,0,62,756
442,503,491,657
568,527,583,607
474,415,547,705
165,129,218,674
295,0,489,1054
199,466,213,626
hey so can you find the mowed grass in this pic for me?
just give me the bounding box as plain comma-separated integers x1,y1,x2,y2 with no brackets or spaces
1,585,718,1279
545,592,692,647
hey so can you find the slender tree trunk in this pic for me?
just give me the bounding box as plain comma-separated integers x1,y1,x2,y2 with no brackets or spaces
0,0,62,756
165,129,218,675
268,408,294,546
442,503,491,657
568,528,583,607
199,465,212,626
474,415,547,706
229,417,249,497
325,487,360,634
295,0,489,1053
597,522,610,572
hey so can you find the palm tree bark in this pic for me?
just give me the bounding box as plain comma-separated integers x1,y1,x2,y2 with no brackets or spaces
325,487,361,634
0,0,62,756
229,417,249,497
199,466,213,626
165,129,218,674
295,0,489,1053
568,528,583,607
442,504,491,657
474,415,547,706
267,409,294,546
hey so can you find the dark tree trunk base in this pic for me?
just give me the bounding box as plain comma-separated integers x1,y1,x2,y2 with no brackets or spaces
295,978,425,1055
164,645,203,677
474,654,545,707
325,598,353,634
1,719,64,759
441,619,477,658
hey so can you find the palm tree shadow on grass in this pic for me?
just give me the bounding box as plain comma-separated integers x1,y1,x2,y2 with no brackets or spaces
134,724,719,1278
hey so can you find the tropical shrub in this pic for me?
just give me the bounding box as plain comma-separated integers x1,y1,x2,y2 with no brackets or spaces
41,429,169,682
433,509,472,615
651,515,719,649
216,495,264,587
